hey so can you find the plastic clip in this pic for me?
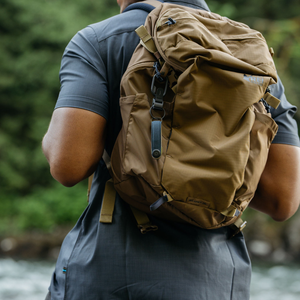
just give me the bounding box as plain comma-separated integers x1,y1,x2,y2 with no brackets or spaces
151,75,168,111
229,219,247,239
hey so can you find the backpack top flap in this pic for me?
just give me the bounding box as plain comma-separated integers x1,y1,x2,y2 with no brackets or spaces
151,4,277,81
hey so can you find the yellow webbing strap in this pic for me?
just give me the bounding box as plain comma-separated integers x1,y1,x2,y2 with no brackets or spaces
99,179,116,223
130,206,158,234
135,25,158,54
263,92,280,109
221,205,237,218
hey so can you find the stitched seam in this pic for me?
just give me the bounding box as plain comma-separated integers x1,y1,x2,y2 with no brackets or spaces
225,239,236,300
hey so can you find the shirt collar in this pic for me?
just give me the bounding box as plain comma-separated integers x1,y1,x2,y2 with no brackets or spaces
164,0,210,11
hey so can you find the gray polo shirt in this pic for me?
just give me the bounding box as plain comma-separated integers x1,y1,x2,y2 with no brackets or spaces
48,1,300,299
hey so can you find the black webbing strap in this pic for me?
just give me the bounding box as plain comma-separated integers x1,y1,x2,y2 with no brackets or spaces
150,195,168,211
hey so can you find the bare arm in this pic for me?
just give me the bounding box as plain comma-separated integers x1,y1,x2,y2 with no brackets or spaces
42,107,106,187
43,108,300,221
249,143,300,221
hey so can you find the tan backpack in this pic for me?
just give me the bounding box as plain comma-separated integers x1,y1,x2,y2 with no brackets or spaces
96,1,280,236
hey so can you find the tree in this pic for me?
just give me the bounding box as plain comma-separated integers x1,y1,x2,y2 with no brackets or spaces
0,0,299,233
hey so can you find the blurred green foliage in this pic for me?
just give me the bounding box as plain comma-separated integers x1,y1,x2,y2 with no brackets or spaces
0,182,87,233
209,0,300,129
0,0,119,234
0,0,299,234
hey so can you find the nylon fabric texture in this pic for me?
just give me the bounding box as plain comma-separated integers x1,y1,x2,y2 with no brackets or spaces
110,2,279,229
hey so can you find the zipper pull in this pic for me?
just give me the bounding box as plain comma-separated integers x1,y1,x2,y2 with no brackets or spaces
165,18,176,25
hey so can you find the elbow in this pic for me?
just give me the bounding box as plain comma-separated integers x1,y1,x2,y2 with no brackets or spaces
271,212,291,222
48,155,97,187
43,137,92,187
50,164,81,187
271,211,298,223
45,151,97,187
54,177,78,188
49,155,94,187
269,196,300,222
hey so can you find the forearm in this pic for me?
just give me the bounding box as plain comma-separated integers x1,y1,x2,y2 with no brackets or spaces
42,107,106,187
249,144,300,221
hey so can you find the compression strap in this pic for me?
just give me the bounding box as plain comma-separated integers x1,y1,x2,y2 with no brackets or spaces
99,179,116,223
130,206,158,234
135,25,158,54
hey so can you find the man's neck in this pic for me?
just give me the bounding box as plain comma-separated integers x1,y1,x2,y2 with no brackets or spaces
118,0,209,13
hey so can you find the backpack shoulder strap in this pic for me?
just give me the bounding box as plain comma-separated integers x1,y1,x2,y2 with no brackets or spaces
122,0,163,14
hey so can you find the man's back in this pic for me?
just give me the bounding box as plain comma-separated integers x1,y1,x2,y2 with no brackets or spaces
43,1,300,299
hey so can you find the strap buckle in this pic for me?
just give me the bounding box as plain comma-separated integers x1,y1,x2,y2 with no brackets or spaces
138,222,158,234
229,219,247,239
151,74,168,111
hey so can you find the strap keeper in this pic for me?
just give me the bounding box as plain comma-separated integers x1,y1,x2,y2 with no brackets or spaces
263,92,280,109
221,205,238,218
135,25,157,54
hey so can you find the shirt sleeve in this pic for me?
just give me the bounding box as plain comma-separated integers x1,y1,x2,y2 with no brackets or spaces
269,76,300,147
55,27,300,147
55,26,109,120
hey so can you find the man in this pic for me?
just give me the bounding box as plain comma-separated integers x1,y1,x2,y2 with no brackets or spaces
42,0,300,299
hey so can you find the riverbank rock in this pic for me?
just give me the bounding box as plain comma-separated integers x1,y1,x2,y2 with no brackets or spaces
0,227,70,260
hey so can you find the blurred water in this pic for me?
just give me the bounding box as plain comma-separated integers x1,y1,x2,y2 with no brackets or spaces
0,259,299,300
251,264,300,300
0,259,53,300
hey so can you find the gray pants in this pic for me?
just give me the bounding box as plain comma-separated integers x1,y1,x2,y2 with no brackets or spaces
47,192,251,300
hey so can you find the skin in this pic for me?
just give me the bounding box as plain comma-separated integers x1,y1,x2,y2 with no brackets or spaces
117,0,137,12
42,108,106,187
42,0,300,222
249,144,300,221
42,107,300,222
